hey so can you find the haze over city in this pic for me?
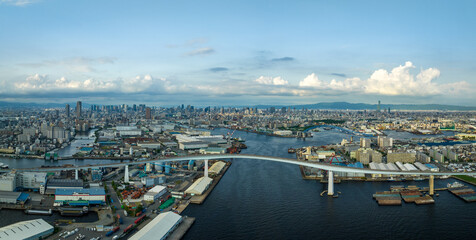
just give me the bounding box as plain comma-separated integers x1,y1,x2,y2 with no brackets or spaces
1,0,475,106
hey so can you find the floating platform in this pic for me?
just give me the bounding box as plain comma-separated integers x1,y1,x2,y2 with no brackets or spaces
414,195,435,205
448,187,476,202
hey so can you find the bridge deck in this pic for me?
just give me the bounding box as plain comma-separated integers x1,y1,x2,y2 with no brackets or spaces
3,154,475,176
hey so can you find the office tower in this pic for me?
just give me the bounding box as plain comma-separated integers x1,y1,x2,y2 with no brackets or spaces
76,101,82,118
145,107,151,119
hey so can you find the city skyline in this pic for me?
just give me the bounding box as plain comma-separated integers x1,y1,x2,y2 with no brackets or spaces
0,0,475,106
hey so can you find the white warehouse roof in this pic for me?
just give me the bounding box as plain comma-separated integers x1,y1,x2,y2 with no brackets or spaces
0,218,54,240
148,185,166,193
185,176,212,195
130,212,182,240
208,161,226,175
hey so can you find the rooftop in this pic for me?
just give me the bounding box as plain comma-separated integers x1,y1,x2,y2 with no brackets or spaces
129,212,182,240
55,188,105,196
0,219,54,240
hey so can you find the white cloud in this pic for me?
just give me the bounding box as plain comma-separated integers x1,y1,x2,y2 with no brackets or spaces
18,57,117,73
364,61,441,95
297,62,466,97
186,47,215,56
0,0,38,6
299,73,322,87
255,76,288,85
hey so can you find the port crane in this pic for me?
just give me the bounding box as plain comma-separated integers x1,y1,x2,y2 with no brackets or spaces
226,130,236,145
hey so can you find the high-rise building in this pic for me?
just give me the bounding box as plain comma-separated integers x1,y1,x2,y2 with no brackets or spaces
360,138,371,148
76,101,82,118
377,100,381,112
145,107,151,119
65,104,70,118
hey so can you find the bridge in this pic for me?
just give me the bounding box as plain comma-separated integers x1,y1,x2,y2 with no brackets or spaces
6,154,476,196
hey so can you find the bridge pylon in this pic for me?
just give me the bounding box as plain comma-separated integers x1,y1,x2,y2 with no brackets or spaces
124,165,129,183
429,175,434,196
328,170,334,196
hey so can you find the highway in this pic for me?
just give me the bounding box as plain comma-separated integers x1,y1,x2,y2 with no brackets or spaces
4,154,476,176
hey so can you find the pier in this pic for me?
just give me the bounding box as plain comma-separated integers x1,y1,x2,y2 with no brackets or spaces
190,162,231,204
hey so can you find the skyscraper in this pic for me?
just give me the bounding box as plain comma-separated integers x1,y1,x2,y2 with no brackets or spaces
76,101,82,118
377,100,381,112
145,107,151,119
65,104,70,118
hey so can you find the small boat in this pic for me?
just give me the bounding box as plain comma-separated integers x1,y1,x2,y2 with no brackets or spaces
447,182,464,188
288,148,296,153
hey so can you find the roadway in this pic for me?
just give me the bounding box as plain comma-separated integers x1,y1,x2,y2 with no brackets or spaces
5,154,476,176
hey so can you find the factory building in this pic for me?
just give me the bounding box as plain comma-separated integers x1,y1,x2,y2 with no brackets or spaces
54,188,106,206
179,141,209,151
0,172,16,191
0,172,47,192
0,191,29,204
45,179,83,194
414,162,430,171
208,161,226,176
130,212,183,240
185,176,212,195
143,185,168,202
0,219,54,240
16,172,47,191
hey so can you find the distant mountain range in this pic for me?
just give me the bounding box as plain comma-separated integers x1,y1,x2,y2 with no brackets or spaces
255,102,476,111
0,101,474,111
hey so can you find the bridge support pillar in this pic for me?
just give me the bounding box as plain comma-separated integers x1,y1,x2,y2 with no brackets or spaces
204,160,209,178
124,165,129,183
327,171,334,196
429,175,434,196
75,169,78,180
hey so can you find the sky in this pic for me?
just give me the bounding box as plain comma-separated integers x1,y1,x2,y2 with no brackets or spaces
0,0,475,107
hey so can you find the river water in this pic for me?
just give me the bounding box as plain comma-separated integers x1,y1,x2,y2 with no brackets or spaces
182,128,475,240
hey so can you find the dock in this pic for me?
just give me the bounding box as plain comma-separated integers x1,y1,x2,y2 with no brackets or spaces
175,200,190,214
190,162,231,204
448,187,476,202
168,216,195,240
299,166,322,180
373,185,436,206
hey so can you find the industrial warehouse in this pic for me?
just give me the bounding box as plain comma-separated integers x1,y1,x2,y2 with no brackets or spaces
129,212,183,240
54,188,106,206
0,219,54,240
0,191,29,204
